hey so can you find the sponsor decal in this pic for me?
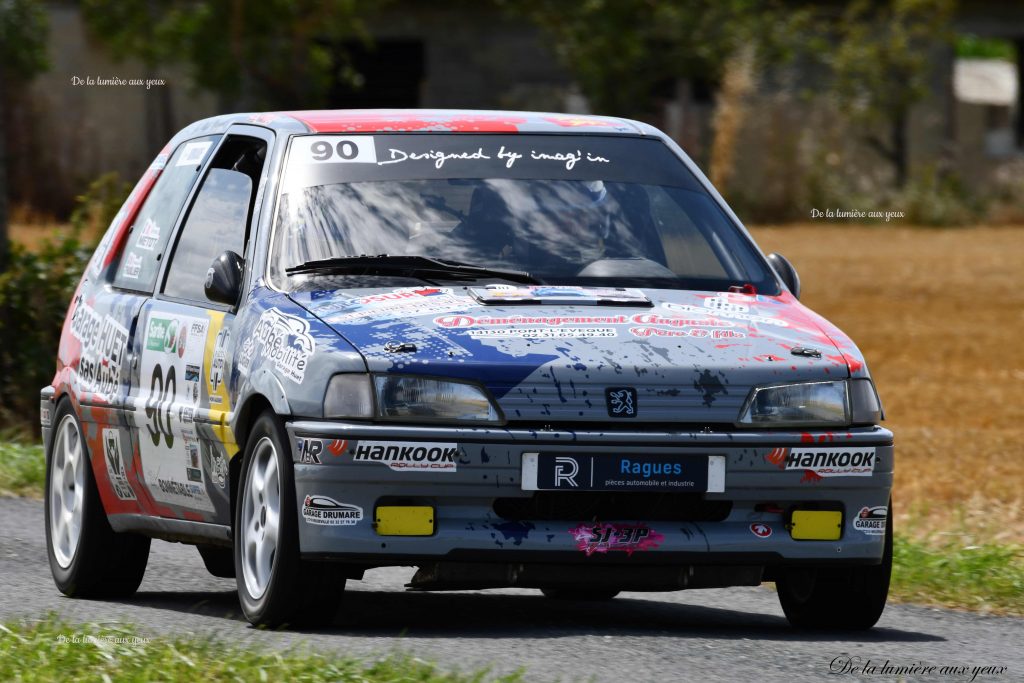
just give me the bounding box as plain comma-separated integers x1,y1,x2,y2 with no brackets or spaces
102,428,136,501
69,299,129,402
629,326,745,339
570,522,664,556
631,313,734,328
176,140,212,167
90,219,120,277
605,387,637,418
853,506,887,535
436,314,628,328
327,439,348,456
302,495,363,525
135,218,161,250
296,438,323,465
317,287,470,325
469,327,616,339
471,285,647,303
149,153,169,171
238,308,315,383
352,441,458,471
185,436,202,483
750,523,772,538
40,404,51,427
211,452,228,488
121,252,143,280
184,363,201,403
208,327,230,393
662,299,789,327
772,447,876,478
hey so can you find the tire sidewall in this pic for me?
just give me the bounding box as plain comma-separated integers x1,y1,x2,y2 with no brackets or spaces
234,411,300,623
44,398,96,591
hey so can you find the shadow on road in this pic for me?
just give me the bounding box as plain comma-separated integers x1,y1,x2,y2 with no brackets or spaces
121,588,944,644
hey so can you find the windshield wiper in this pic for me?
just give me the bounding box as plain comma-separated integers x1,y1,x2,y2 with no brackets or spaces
285,254,540,284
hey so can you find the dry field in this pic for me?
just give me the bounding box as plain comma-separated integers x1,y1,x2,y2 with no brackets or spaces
751,225,1024,544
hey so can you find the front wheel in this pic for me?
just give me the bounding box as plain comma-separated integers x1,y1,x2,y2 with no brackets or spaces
234,411,344,627
776,499,893,630
45,399,150,597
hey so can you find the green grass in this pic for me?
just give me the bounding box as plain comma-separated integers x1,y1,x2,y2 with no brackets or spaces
891,536,1024,615
0,614,522,683
0,441,45,497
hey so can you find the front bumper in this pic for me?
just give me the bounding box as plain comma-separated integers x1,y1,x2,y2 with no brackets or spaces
287,421,893,568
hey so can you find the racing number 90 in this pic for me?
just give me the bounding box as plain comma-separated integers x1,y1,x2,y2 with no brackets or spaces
145,364,176,448
310,140,358,162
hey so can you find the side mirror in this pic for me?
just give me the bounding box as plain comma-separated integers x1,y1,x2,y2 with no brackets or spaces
767,252,801,299
205,250,244,305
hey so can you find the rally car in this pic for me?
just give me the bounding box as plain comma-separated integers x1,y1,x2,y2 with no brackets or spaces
42,109,892,629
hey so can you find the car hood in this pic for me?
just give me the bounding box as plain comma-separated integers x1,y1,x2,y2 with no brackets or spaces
291,284,867,424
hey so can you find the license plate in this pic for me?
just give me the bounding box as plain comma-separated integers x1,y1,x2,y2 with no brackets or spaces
521,453,725,493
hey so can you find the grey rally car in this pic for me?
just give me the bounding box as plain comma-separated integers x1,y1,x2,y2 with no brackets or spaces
42,109,892,629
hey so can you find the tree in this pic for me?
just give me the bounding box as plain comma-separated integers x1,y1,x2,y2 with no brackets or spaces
81,0,377,111
820,0,955,187
507,0,808,185
0,0,49,271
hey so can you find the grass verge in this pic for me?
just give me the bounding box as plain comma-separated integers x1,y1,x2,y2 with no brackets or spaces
0,442,45,498
891,535,1024,616
0,615,522,682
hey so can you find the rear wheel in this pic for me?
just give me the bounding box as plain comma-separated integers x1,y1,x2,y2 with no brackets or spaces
541,588,620,601
234,410,344,627
45,400,150,597
776,500,893,630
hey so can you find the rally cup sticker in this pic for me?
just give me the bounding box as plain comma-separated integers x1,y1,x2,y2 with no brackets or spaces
774,447,876,478
302,496,363,526
853,506,887,535
352,441,458,472
238,308,315,383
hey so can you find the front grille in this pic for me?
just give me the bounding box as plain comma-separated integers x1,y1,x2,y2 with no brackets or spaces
493,492,731,522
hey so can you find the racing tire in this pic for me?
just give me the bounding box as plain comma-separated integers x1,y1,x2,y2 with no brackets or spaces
541,588,620,601
45,399,151,598
776,499,893,630
234,410,345,627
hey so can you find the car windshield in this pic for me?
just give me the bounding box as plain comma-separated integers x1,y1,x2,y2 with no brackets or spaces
270,134,778,293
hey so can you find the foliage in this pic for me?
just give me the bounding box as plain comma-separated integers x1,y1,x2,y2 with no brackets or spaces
0,174,128,432
81,0,379,109
815,0,955,186
955,34,1017,61
508,0,808,119
0,615,524,682
0,0,49,82
0,441,44,496
891,536,1024,615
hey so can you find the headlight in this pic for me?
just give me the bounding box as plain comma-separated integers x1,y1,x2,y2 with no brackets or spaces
324,373,502,424
736,379,882,428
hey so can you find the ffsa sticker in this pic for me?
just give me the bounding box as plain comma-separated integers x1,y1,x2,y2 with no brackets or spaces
293,136,377,164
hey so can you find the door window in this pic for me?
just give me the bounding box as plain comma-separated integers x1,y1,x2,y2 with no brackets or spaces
113,137,219,292
162,136,267,304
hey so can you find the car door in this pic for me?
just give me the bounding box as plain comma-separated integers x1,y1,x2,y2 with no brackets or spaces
74,136,218,513
132,126,273,523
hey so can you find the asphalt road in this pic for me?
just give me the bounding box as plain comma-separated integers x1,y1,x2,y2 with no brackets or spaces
1,497,1021,682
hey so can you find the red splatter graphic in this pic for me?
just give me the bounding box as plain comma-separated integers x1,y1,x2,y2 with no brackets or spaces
570,522,664,556
800,470,824,484
327,439,348,456
800,433,815,443
765,447,788,468
288,110,529,133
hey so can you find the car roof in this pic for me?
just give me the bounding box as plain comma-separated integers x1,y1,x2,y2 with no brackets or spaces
173,109,658,140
